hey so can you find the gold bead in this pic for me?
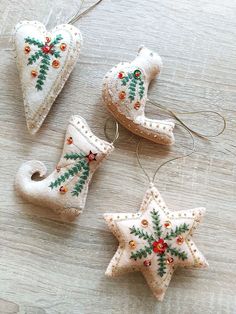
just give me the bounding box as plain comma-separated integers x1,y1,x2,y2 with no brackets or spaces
52,59,60,68
129,240,136,249
141,219,148,227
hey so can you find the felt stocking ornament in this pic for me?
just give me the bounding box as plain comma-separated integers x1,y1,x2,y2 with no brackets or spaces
13,1,102,134
15,115,114,217
102,46,175,145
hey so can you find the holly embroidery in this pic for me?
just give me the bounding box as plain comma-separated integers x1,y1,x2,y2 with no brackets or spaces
130,209,189,277
49,151,97,197
24,35,63,91
118,69,145,102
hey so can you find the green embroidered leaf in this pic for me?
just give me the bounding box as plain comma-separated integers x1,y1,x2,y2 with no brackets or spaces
128,73,133,79
71,166,90,196
167,246,188,261
41,58,50,65
38,74,46,80
40,64,49,71
150,209,162,237
36,84,42,91
157,253,167,277
64,152,85,160
130,226,155,242
25,37,44,47
130,245,153,260
50,34,63,46
53,51,61,58
165,223,189,240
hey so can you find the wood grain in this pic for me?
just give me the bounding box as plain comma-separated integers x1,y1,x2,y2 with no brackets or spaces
0,0,236,313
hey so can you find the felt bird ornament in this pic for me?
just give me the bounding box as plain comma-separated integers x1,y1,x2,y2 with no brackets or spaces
15,115,114,218
102,46,175,145
14,21,82,134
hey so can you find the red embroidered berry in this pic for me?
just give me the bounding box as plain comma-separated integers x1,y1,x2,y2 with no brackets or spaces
164,221,172,229
133,69,141,78
152,239,168,254
118,72,124,79
86,151,97,162
143,260,151,267
66,137,73,145
45,36,51,43
52,59,60,68
42,45,51,54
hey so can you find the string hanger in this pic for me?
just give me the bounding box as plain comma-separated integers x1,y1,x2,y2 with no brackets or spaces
104,117,120,144
67,0,104,25
147,99,226,140
136,123,195,184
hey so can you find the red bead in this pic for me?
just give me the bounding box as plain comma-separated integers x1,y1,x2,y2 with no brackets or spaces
176,236,184,245
31,70,38,77
119,91,126,100
59,186,68,194
143,260,151,267
164,221,172,229
66,137,73,145
118,72,124,79
134,69,141,78
134,102,141,110
60,43,67,51
24,46,31,54
166,257,174,264
86,151,97,162
52,59,60,68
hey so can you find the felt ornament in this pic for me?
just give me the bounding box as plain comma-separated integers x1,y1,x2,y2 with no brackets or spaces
104,184,208,301
14,20,82,134
102,46,175,145
15,115,114,217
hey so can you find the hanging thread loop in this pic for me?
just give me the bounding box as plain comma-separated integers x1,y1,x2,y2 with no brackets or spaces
136,123,195,184
67,0,104,24
147,99,226,139
104,118,120,144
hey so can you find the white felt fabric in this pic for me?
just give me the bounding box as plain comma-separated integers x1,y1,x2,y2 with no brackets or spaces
14,21,82,134
102,47,175,145
104,184,208,301
15,115,114,218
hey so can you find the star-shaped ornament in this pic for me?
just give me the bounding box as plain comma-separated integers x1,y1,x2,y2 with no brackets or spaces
104,184,208,301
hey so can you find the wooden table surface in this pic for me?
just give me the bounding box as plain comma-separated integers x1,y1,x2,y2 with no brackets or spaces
0,0,236,313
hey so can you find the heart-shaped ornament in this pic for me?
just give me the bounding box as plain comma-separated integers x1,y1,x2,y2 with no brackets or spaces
14,21,83,134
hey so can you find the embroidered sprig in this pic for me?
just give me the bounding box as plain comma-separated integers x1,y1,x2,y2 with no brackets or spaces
120,69,145,102
49,151,97,197
129,209,189,277
24,34,63,90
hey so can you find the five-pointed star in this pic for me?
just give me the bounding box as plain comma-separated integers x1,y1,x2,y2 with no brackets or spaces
104,184,208,301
